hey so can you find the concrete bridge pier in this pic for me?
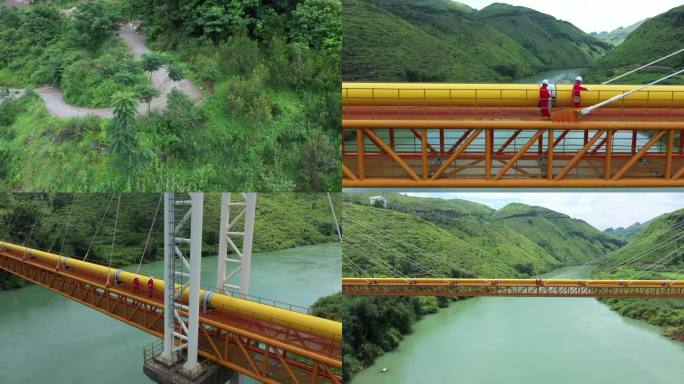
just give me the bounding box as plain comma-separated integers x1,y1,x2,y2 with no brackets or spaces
143,355,233,384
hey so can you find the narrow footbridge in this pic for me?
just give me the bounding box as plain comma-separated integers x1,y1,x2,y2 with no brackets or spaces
0,241,342,384
342,82,684,188
342,278,684,298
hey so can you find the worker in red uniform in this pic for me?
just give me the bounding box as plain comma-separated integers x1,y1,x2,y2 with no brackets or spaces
148,277,154,298
572,76,590,108
539,79,551,118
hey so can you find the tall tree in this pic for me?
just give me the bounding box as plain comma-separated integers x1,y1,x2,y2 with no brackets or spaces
109,92,139,172
69,1,118,52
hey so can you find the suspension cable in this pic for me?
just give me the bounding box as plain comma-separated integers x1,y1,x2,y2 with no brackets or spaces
597,232,684,277
602,47,684,85
582,67,684,115
59,194,79,254
136,193,163,274
343,210,482,278
629,245,683,280
579,218,684,268
327,192,342,243
106,194,122,286
83,193,116,261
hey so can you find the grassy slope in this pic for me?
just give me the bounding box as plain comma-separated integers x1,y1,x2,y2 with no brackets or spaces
585,5,684,84
342,0,610,82
343,202,558,278
493,203,625,265
598,208,684,273
342,0,544,82
476,3,611,67
590,19,646,46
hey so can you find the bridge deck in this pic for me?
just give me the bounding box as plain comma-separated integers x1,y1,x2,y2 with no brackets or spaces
342,278,684,298
342,82,684,188
0,246,342,384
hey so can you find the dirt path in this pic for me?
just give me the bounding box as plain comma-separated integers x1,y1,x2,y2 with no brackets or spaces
4,20,202,118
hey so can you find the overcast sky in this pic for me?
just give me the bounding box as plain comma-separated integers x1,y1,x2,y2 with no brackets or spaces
404,192,684,230
457,0,683,33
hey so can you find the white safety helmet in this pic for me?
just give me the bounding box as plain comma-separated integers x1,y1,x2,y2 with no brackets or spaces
542,79,549,85
576,76,583,82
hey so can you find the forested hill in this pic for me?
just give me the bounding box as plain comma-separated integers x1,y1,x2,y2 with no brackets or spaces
591,19,646,46
343,193,623,277
475,3,610,68
598,208,684,276
493,203,625,265
0,193,340,289
585,5,684,84
342,0,610,82
604,221,650,241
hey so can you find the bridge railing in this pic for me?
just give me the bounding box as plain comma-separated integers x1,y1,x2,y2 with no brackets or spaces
343,86,684,121
201,284,313,315
142,339,163,363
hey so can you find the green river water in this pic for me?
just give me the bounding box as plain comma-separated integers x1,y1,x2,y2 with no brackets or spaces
0,242,341,384
352,266,684,384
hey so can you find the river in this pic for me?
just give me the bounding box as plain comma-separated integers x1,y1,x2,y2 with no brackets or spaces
0,242,341,384
352,266,684,384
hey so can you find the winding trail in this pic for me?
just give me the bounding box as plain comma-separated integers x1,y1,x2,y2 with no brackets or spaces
2,20,202,118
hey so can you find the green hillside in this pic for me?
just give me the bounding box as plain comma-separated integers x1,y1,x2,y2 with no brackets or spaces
0,192,340,289
343,202,559,278
476,3,611,67
342,0,610,82
586,5,684,84
595,208,684,346
591,19,646,46
604,221,650,241
0,0,340,191
493,203,625,264
598,208,684,277
343,192,494,216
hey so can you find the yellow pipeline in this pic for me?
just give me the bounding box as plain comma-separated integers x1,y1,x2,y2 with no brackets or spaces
342,82,684,108
0,241,342,341
342,277,684,288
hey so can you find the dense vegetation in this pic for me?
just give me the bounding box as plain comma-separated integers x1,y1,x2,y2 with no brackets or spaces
0,0,340,191
0,192,341,289
476,3,610,68
342,0,610,82
493,203,625,264
590,19,646,46
585,5,684,84
594,209,684,343
338,193,623,382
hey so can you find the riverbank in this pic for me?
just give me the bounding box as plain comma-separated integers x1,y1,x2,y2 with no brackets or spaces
347,266,684,384
600,297,684,343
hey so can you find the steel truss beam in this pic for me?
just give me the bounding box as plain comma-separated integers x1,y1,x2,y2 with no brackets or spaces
342,124,684,187
0,250,341,384
342,278,684,298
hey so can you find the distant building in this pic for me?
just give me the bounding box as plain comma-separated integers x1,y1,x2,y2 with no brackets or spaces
369,196,387,208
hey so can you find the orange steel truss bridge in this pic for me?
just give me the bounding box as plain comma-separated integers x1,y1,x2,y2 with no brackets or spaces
0,193,342,384
342,278,684,298
342,83,684,188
